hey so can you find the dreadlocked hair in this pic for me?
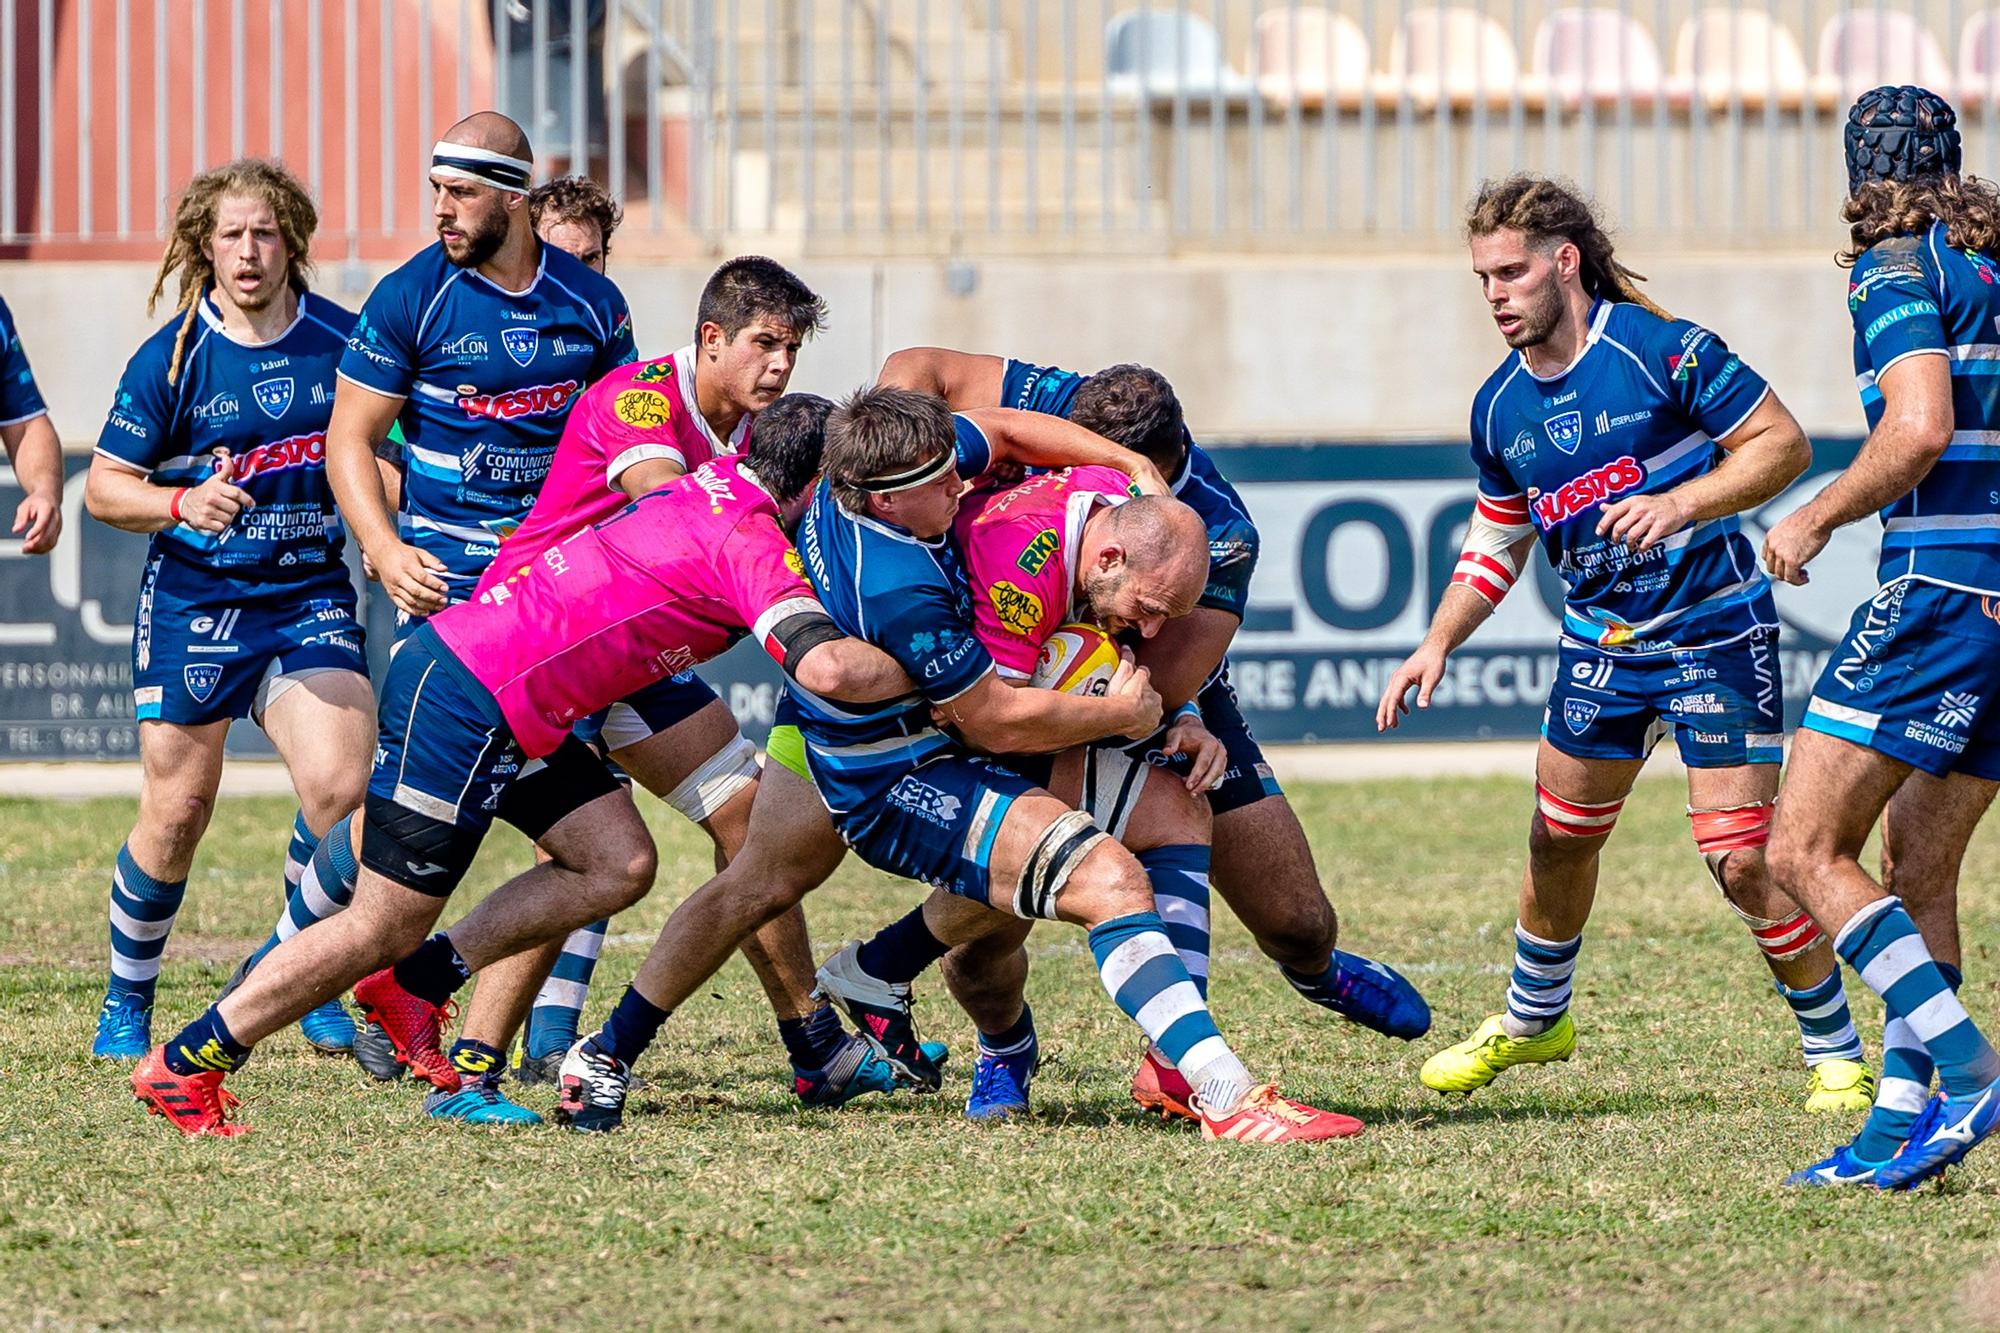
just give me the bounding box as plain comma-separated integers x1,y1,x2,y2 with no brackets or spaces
1466,175,1670,320
1841,174,2000,266
147,158,318,385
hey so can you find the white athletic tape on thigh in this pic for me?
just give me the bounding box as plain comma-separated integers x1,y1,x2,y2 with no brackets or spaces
251,664,359,726
1014,808,1107,921
664,734,759,823
1079,745,1148,844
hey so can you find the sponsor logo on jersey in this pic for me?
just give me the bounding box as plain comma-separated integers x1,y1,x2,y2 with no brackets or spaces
194,390,241,424
1531,456,1644,527
456,379,581,422
1966,248,1999,285
888,774,963,827
691,462,737,512
613,386,671,429
252,377,294,419
1543,410,1584,454
1862,300,1940,346
1504,429,1536,461
1833,580,1909,691
183,663,223,703
229,430,328,483
1669,692,1725,715
784,547,806,578
1562,699,1599,734
1016,527,1060,576
632,359,675,385
987,581,1045,636
441,331,491,360
501,327,539,366
1593,408,1653,435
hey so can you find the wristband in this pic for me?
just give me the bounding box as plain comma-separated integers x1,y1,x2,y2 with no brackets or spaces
168,487,189,522
1173,701,1202,723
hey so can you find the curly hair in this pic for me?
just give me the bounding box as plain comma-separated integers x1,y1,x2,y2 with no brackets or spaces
1466,175,1669,319
527,175,623,257
1840,173,2000,266
147,159,317,385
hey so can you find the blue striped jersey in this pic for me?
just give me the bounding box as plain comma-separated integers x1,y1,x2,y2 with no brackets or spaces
1468,299,1776,655
337,241,635,592
0,294,47,426
787,414,996,815
1000,357,1259,618
1848,222,2000,596
96,291,355,581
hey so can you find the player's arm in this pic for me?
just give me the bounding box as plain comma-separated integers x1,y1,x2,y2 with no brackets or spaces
326,380,448,615
1376,523,1537,732
617,458,686,499
876,346,1006,405
960,406,1171,496
1,413,62,553
1136,609,1239,709
1597,390,1810,553
1764,353,1951,585
788,634,917,702
941,659,1162,754
84,452,253,535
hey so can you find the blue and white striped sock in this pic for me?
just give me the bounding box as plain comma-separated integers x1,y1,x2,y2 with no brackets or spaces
1088,910,1250,1114
1774,970,1864,1066
1503,924,1581,1037
1853,961,1961,1162
107,844,186,1008
528,920,609,1060
1837,898,2000,1096
282,809,316,905
246,813,358,973
1138,845,1211,1001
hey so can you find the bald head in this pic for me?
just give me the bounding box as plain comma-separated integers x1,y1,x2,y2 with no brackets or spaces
1078,494,1209,638
443,111,533,165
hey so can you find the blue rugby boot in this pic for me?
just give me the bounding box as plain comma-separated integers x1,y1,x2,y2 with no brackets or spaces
814,941,944,1092
423,1074,543,1126
1287,950,1433,1040
794,1034,950,1109
298,998,356,1054
966,1039,1038,1121
1876,1082,2000,1190
92,990,152,1060
1784,1139,1888,1188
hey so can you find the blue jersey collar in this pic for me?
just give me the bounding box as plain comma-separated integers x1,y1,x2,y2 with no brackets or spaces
1519,298,1613,383
197,288,310,348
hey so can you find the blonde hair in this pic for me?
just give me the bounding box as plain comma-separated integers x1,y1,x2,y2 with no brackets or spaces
1841,173,2000,266
147,158,318,384
1467,175,1670,319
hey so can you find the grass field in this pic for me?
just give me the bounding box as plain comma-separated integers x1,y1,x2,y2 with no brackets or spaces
4,775,2000,1331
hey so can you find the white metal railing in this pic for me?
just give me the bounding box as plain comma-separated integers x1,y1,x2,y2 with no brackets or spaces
3,0,1998,255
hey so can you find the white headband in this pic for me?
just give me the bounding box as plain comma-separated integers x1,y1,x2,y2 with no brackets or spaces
429,140,533,195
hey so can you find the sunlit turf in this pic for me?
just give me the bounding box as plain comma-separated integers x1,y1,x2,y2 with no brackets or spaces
2,777,1996,1329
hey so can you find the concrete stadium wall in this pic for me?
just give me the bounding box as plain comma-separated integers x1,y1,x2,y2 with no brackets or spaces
4,252,1857,445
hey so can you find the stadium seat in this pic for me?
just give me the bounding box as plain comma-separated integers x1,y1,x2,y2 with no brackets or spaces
1816,10,1952,105
1388,7,1522,110
1672,9,1809,111
1532,8,1665,109
1962,11,2000,104
1104,9,1254,100
1253,7,1378,111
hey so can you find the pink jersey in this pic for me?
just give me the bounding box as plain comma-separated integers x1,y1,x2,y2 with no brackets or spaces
952,465,1135,679
475,347,750,598
433,456,820,757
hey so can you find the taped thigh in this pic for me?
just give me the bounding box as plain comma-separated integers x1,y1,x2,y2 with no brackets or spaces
1689,800,1817,959
1013,808,1108,922
1535,783,1624,838
1077,744,1149,843
661,734,759,823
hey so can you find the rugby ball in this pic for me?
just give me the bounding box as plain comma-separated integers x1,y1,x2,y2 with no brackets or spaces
1029,622,1121,695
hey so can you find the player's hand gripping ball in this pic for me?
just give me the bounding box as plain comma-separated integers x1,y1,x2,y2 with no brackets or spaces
1029,622,1122,695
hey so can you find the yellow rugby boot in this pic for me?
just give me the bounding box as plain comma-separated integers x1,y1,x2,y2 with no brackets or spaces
1420,1012,1576,1095
1804,1058,1877,1114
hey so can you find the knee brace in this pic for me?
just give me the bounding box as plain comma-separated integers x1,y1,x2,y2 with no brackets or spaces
1536,783,1623,838
1014,808,1107,922
664,735,759,824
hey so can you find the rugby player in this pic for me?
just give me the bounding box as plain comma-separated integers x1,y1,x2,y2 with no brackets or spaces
557,388,1360,1143
1378,176,1875,1112
0,293,62,554
527,175,621,273
1768,87,2000,1189
83,160,371,1060
544,409,1198,1128
240,114,630,1081
130,410,914,1136
875,347,1431,1120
